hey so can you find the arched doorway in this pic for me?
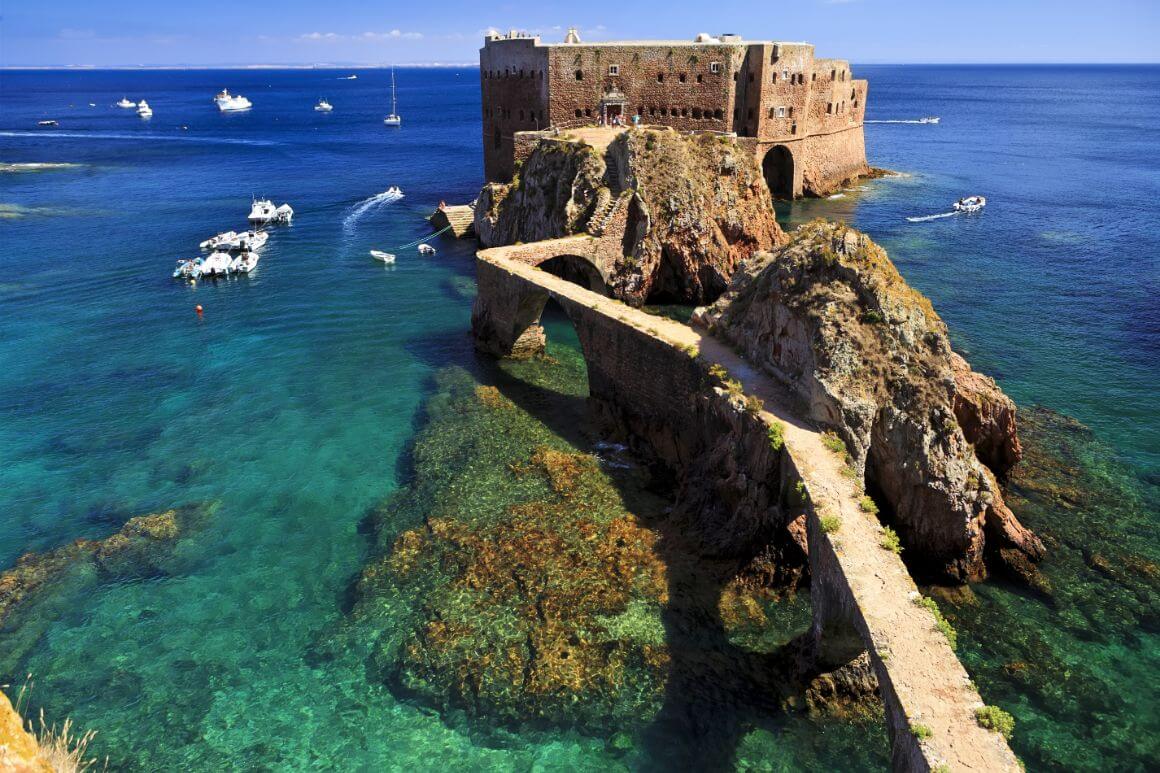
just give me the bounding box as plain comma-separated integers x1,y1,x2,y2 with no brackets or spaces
538,254,609,295
762,145,795,200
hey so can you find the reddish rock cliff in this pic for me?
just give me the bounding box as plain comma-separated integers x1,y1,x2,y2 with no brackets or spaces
695,220,1043,583
476,129,786,305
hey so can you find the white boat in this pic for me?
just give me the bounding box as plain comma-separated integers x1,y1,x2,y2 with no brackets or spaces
417,244,436,255
919,116,941,124
136,100,152,117
315,99,333,112
173,257,204,280
387,185,403,197
200,230,239,251
200,252,234,277
117,97,136,109
231,251,260,273
370,250,396,264
214,89,252,112
342,75,358,80
248,198,294,224
383,66,402,126
37,120,59,127
952,195,986,213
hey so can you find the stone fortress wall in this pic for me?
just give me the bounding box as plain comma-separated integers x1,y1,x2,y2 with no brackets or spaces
480,29,869,196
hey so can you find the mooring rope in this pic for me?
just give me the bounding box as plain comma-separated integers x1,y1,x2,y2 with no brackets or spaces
396,223,452,250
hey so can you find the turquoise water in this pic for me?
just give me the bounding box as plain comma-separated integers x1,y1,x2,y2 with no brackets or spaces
1,66,1157,770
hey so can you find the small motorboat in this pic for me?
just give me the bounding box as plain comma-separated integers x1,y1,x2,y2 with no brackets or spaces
919,116,941,124
200,251,234,277
417,244,436,256
370,250,396,264
200,230,239,251
88,103,97,107
953,195,986,213
248,198,293,224
215,89,252,112
206,230,269,252
342,75,358,80
136,100,153,117
117,97,136,109
387,186,403,197
37,120,59,127
231,251,260,273
315,99,333,112
173,257,204,280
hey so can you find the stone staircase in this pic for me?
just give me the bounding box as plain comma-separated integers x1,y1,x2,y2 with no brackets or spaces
586,189,629,237
430,203,476,238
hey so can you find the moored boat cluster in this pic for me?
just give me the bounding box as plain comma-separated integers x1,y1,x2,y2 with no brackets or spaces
173,198,293,281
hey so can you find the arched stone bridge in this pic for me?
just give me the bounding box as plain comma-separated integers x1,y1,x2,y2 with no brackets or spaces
472,246,1021,773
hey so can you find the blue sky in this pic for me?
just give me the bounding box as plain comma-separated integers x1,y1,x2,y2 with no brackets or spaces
1,0,1157,66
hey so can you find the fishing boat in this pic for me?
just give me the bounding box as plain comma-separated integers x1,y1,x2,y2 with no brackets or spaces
953,195,986,213
315,99,333,112
231,251,260,273
136,100,153,117
37,120,59,127
173,257,204,280
116,97,136,109
214,89,252,112
248,198,294,224
199,252,234,277
418,244,436,256
383,66,402,126
370,250,396,264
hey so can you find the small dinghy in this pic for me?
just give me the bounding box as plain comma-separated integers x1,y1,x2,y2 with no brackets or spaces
315,99,333,112
417,244,436,256
370,250,396,264
117,97,136,109
173,257,204,280
952,195,986,213
37,120,59,127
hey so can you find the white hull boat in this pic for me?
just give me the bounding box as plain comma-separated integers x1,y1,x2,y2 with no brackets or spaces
214,89,252,112
248,199,294,224
315,99,333,112
231,251,260,273
383,66,402,126
173,257,204,280
204,230,269,252
953,195,986,213
117,97,136,109
919,116,941,124
417,244,436,255
200,230,239,251
370,250,396,264
136,100,152,117
37,120,59,127
200,252,234,277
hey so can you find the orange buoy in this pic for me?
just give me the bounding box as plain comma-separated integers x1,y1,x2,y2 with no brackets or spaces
195,305,204,316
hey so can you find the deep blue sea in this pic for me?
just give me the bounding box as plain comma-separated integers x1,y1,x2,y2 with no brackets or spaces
0,65,1157,771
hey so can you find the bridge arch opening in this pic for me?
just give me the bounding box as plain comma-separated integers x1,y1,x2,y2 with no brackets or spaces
538,254,610,296
762,145,795,200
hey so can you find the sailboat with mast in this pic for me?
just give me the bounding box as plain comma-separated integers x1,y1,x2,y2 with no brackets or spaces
383,66,402,126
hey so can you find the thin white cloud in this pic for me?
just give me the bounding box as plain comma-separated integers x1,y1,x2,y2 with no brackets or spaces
298,30,423,43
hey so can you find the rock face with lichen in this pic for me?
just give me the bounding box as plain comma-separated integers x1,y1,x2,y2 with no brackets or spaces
695,220,1043,583
476,129,786,306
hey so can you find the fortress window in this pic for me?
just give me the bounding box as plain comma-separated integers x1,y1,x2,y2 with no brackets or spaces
679,73,687,83
777,106,786,118
575,70,584,80
609,65,619,76
650,107,656,116
670,107,678,116
733,71,738,81
768,107,775,119
827,102,833,114
851,89,857,99
831,69,836,79
789,106,795,117
697,74,703,83
782,69,789,81
520,69,524,78
812,72,817,82
658,73,665,82
710,62,721,74
772,73,778,84
791,122,797,135
681,107,689,117
714,108,723,119
693,108,702,119
575,109,582,118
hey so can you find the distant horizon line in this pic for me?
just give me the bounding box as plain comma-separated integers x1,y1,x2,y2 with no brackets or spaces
2,61,1158,71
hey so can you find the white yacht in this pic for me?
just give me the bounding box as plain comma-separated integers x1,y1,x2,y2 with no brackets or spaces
370,250,396,264
919,116,941,124
383,67,402,126
214,89,253,112
953,195,986,213
117,97,136,109
200,230,239,251
201,230,268,252
37,120,59,127
136,100,153,117
231,251,260,273
248,198,294,224
418,244,436,256
200,252,234,277
315,99,333,112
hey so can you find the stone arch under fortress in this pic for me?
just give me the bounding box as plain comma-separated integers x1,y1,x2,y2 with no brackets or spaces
761,144,797,200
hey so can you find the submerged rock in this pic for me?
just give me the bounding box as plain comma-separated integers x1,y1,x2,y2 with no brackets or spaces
476,129,785,306
695,220,1043,583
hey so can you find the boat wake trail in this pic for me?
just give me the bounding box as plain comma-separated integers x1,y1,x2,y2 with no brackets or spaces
906,211,960,223
866,119,938,124
343,189,404,233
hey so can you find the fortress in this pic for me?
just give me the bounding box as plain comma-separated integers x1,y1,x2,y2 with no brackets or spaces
479,28,869,197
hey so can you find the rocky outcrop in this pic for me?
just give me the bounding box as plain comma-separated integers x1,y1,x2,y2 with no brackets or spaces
695,221,1043,583
475,129,785,305
0,691,51,772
